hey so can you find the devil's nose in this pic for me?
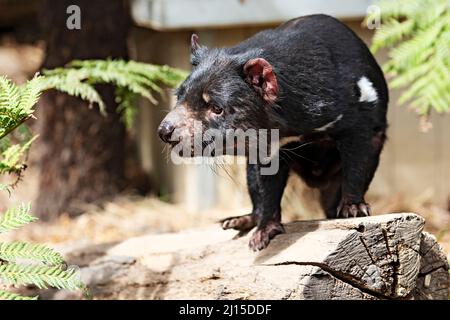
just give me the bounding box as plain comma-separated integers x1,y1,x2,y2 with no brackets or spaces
158,122,175,143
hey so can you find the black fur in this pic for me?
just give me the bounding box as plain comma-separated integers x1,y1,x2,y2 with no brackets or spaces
158,14,388,251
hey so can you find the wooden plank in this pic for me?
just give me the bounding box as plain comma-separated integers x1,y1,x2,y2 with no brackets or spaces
131,0,373,30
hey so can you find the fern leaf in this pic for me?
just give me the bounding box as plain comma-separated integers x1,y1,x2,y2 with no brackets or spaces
54,81,106,113
0,135,37,175
0,183,11,195
371,19,415,53
389,61,432,88
374,0,423,19
18,76,44,115
0,77,26,138
0,263,83,290
0,204,36,234
389,21,444,70
0,290,37,300
370,0,450,122
0,242,65,265
51,59,186,100
39,59,187,127
0,76,20,110
415,0,448,29
115,87,138,129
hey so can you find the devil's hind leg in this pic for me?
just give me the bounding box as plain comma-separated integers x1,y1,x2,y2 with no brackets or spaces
319,174,342,219
363,128,386,192
335,126,386,218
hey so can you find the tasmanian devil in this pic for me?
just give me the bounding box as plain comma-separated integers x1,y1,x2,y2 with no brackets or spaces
157,14,388,251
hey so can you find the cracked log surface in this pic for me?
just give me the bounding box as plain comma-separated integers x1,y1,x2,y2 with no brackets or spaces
59,213,448,300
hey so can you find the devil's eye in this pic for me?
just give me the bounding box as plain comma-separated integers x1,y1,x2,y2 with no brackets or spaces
211,105,223,115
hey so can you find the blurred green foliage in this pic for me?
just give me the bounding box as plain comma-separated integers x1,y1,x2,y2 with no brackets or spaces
367,0,450,128
0,59,186,299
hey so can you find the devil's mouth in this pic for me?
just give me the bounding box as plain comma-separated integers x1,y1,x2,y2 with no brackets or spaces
166,135,182,148
165,135,258,157
165,137,218,157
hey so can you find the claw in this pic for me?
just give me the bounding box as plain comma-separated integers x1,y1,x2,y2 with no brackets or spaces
350,205,358,217
220,214,256,231
335,201,372,219
248,221,284,251
336,203,344,218
359,203,371,216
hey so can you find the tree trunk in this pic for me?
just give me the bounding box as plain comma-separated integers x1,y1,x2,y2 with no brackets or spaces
53,213,449,300
35,0,130,219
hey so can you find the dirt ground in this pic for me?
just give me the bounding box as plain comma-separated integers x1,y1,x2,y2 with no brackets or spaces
0,36,449,261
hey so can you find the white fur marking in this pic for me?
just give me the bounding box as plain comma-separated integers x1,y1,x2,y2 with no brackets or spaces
357,76,378,103
315,114,343,132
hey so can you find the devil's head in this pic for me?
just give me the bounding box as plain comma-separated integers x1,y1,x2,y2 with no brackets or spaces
157,34,282,157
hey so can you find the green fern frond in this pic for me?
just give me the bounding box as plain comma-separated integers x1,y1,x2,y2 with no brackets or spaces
0,242,65,265
41,59,187,125
0,290,38,300
0,76,20,111
115,87,138,128
0,183,10,194
367,0,450,126
0,58,186,300
371,19,415,53
415,0,448,29
0,135,37,175
0,59,186,133
0,77,25,139
388,20,445,71
54,80,105,113
372,0,423,19
18,76,43,115
0,204,36,234
0,75,42,140
0,264,83,290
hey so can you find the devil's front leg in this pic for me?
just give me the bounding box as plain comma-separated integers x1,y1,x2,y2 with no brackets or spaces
221,157,290,251
335,132,374,218
247,157,290,251
221,162,280,232
220,164,261,232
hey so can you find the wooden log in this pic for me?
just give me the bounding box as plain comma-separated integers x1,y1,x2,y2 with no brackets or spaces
60,213,448,300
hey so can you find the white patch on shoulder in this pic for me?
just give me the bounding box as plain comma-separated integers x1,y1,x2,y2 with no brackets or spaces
314,114,343,132
357,76,378,103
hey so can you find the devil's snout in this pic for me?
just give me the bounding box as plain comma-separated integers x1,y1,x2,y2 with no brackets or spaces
157,121,175,143
158,106,188,144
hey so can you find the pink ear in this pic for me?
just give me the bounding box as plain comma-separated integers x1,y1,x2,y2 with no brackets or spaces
191,34,200,52
243,58,278,103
